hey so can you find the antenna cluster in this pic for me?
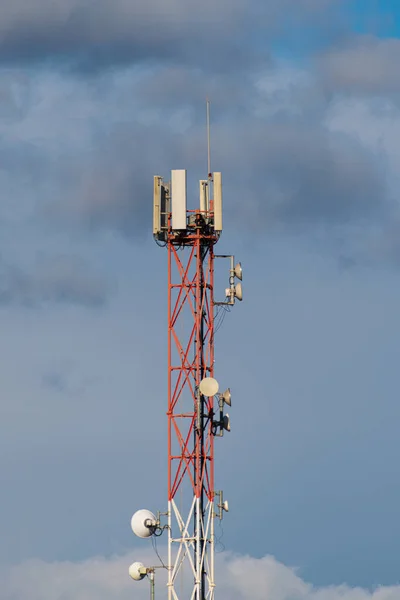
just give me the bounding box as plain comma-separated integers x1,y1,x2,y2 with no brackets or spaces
153,168,223,243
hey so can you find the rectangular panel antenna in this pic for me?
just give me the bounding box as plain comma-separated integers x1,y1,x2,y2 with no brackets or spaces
199,180,208,213
160,183,168,230
171,169,187,230
153,176,162,235
213,172,223,231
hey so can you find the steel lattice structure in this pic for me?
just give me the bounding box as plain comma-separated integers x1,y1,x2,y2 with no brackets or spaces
129,161,242,600
167,220,218,600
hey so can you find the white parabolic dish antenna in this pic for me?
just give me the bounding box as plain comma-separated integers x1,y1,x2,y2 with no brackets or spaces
199,377,219,397
131,509,157,538
129,562,146,581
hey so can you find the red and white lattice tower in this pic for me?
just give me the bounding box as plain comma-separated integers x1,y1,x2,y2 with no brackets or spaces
130,116,242,600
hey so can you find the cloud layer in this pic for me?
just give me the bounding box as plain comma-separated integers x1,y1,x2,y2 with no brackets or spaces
0,0,341,69
1,46,396,247
1,32,399,310
2,551,399,600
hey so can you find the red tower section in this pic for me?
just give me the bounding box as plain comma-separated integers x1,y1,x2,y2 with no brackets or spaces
168,227,216,504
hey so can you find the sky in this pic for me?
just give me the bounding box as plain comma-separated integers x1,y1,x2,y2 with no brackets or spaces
1,0,400,598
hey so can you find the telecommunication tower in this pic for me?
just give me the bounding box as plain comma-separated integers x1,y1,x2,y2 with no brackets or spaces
129,104,243,600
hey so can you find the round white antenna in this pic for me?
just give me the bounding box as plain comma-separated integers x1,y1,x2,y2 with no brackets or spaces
221,388,231,406
234,283,242,301
131,509,157,538
129,562,146,581
199,377,219,397
234,262,242,281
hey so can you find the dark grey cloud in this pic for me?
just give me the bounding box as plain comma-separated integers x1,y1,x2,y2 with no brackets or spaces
0,255,110,307
200,118,388,231
0,0,255,70
0,1,383,249
0,64,388,243
0,27,394,268
319,36,400,95
0,0,341,71
43,123,185,237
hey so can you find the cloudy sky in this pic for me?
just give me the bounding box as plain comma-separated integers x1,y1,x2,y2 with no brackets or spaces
1,0,400,598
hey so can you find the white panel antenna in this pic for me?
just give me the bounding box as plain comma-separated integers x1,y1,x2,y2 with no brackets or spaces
171,169,187,230
213,172,222,231
199,180,209,213
153,176,162,235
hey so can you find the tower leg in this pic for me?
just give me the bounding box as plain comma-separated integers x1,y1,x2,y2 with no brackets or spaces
168,500,173,600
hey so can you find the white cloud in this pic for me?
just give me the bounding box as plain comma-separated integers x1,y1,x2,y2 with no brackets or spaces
1,551,400,600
